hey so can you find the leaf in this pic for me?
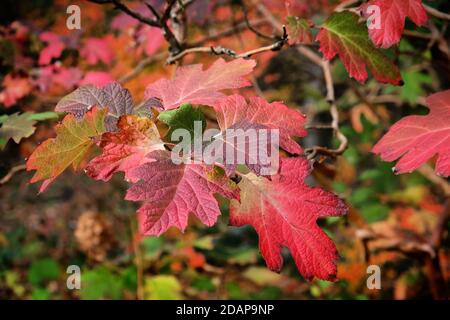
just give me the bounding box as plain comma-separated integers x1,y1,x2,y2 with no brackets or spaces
400,71,432,105
0,111,58,149
230,157,347,280
39,32,64,66
102,82,134,128
26,107,107,192
27,258,60,286
0,74,32,107
55,82,133,130
372,89,450,177
145,58,256,110
0,113,36,149
79,71,115,88
80,37,114,65
316,11,402,85
158,103,206,140
137,25,165,56
362,0,427,48
55,85,109,117
214,95,306,154
125,150,239,236
286,16,313,44
208,95,305,176
86,115,165,182
80,267,123,300
144,275,182,300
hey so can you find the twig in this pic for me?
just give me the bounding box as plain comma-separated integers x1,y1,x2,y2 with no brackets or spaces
166,27,288,64
305,61,348,159
241,0,275,41
0,164,26,185
119,52,166,83
89,0,181,54
189,19,269,47
418,164,450,196
424,4,450,21
254,2,324,66
88,0,159,26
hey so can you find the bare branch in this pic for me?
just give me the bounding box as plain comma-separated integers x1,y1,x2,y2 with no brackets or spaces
424,4,450,21
88,0,159,26
0,164,26,185
166,26,288,64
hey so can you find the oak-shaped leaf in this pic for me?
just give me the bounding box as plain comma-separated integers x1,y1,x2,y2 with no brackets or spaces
145,58,256,110
0,113,36,149
125,150,239,236
317,11,402,85
0,111,59,149
26,107,107,192
372,90,450,177
362,0,427,48
230,157,347,280
214,95,306,154
86,115,165,182
55,82,133,130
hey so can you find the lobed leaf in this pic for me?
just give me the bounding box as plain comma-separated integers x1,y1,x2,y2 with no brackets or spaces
372,90,450,177
317,11,402,85
145,58,256,110
26,107,107,192
230,157,347,280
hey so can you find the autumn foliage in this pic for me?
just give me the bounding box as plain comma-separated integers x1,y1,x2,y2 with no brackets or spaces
1,0,450,300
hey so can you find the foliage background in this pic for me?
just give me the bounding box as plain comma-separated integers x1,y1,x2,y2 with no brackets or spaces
0,0,449,300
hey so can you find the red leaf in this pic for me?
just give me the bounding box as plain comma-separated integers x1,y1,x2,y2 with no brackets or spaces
373,90,450,177
0,74,32,107
125,150,239,236
214,95,306,154
86,115,164,182
230,157,347,280
362,0,427,48
39,32,65,66
80,37,114,65
137,26,164,56
79,71,115,87
317,11,402,85
145,58,256,110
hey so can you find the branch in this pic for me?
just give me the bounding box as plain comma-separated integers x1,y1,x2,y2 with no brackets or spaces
0,164,26,185
88,0,159,26
254,2,324,66
418,164,450,196
89,0,181,54
424,4,450,21
119,52,166,83
305,59,348,159
241,0,276,41
166,26,288,64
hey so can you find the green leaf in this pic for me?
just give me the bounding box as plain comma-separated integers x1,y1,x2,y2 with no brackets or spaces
191,275,216,292
80,267,123,300
158,103,206,141
317,11,402,85
0,112,36,149
144,275,182,300
400,71,432,105
27,258,60,286
360,203,389,223
27,111,61,121
31,287,51,300
140,237,164,260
